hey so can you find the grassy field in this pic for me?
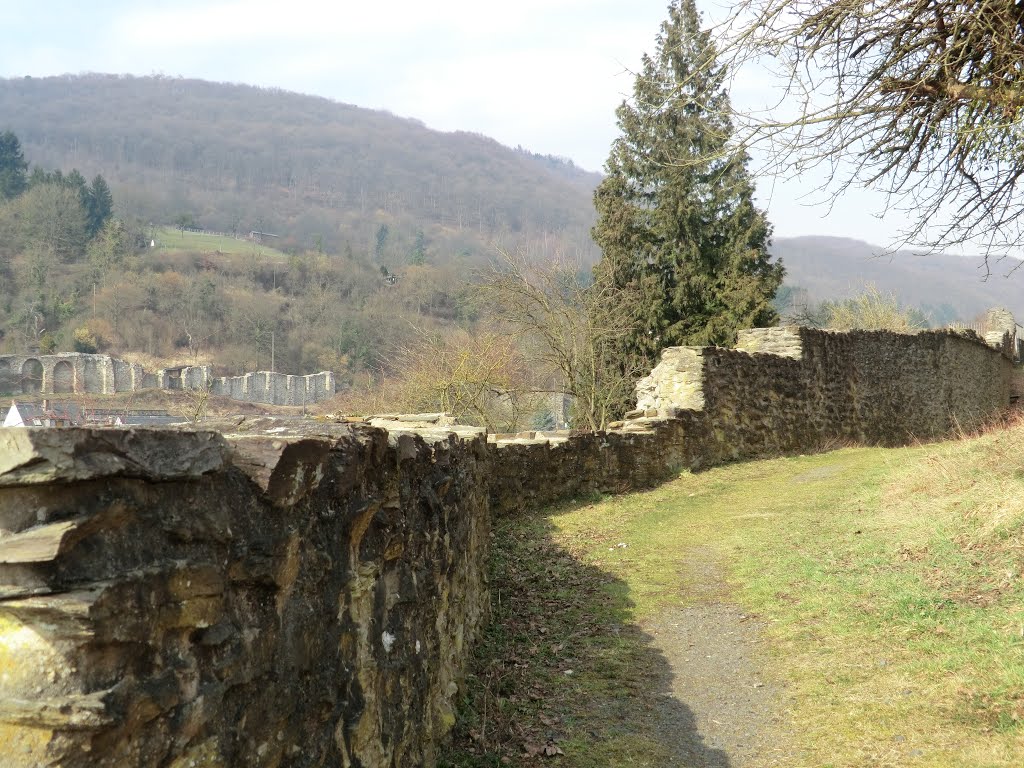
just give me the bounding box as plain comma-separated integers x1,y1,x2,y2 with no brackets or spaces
152,226,290,258
444,419,1024,767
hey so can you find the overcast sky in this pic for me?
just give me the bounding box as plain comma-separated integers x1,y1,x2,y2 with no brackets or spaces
1,0,906,245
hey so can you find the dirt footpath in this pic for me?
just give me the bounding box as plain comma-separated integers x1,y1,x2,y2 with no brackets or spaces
640,548,797,767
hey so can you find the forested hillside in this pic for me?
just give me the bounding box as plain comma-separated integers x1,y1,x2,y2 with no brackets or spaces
0,74,602,262
0,126,484,403
3,73,1018,325
774,236,1024,323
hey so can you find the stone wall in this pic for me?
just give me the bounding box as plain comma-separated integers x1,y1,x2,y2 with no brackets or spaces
210,371,336,407
0,354,146,397
490,326,1013,513
0,354,337,407
985,307,1018,359
0,421,490,767
0,325,1016,766
634,327,1012,464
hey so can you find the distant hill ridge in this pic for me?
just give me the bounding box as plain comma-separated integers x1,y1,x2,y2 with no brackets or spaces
0,73,602,259
3,73,1023,320
772,236,1024,322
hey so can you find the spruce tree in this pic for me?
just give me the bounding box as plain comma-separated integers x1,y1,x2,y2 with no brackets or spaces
86,175,114,237
592,0,783,371
0,130,28,201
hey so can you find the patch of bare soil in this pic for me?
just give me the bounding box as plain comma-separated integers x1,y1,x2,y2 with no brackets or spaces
641,548,796,767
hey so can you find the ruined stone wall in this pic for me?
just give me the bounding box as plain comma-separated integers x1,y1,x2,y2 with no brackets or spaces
484,418,703,516
492,327,1013,513
0,355,336,406
0,421,490,767
0,354,147,397
210,371,336,406
0,326,1016,767
985,307,1018,359
633,327,1012,468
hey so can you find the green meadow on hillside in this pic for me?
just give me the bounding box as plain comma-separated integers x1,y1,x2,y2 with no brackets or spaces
152,226,290,259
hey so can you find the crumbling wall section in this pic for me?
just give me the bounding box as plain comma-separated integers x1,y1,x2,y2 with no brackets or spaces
179,365,212,391
485,415,707,516
210,370,337,406
985,307,1018,358
0,422,490,768
635,328,1012,464
494,327,1014,513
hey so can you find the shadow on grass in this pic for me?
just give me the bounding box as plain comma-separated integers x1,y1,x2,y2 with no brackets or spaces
441,504,731,768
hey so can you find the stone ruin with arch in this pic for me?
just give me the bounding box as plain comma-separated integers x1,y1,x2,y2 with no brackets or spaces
0,352,336,407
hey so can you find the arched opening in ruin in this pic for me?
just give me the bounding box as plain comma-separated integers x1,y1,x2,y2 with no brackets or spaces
53,360,74,393
21,358,43,394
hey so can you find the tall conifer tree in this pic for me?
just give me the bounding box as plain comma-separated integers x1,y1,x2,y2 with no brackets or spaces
0,130,28,201
86,175,114,237
592,0,783,370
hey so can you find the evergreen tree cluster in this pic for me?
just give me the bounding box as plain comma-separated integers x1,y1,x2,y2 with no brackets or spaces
0,130,116,254
27,166,114,238
592,0,784,372
0,130,133,358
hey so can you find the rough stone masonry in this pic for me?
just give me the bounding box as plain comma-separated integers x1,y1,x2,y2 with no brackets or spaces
0,324,1016,767
0,421,490,768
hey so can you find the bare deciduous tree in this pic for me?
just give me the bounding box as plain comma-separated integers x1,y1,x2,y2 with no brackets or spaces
823,283,926,332
479,249,646,431
342,326,542,432
177,382,212,424
708,0,1024,265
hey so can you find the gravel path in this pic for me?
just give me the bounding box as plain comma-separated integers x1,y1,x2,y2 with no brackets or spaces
639,548,796,767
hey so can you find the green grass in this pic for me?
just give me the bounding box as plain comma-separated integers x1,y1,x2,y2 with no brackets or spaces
152,226,290,258
444,419,1024,767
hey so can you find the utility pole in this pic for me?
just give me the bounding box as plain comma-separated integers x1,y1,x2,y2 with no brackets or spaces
270,332,275,373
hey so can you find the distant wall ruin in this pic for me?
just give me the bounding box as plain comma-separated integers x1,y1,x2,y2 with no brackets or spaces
0,353,336,407
0,324,1016,766
0,354,148,397
210,370,336,407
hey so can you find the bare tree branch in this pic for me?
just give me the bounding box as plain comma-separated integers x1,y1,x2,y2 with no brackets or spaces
693,0,1024,262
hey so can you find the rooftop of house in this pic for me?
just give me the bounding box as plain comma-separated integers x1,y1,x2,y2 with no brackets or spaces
2,399,85,427
1,401,182,427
